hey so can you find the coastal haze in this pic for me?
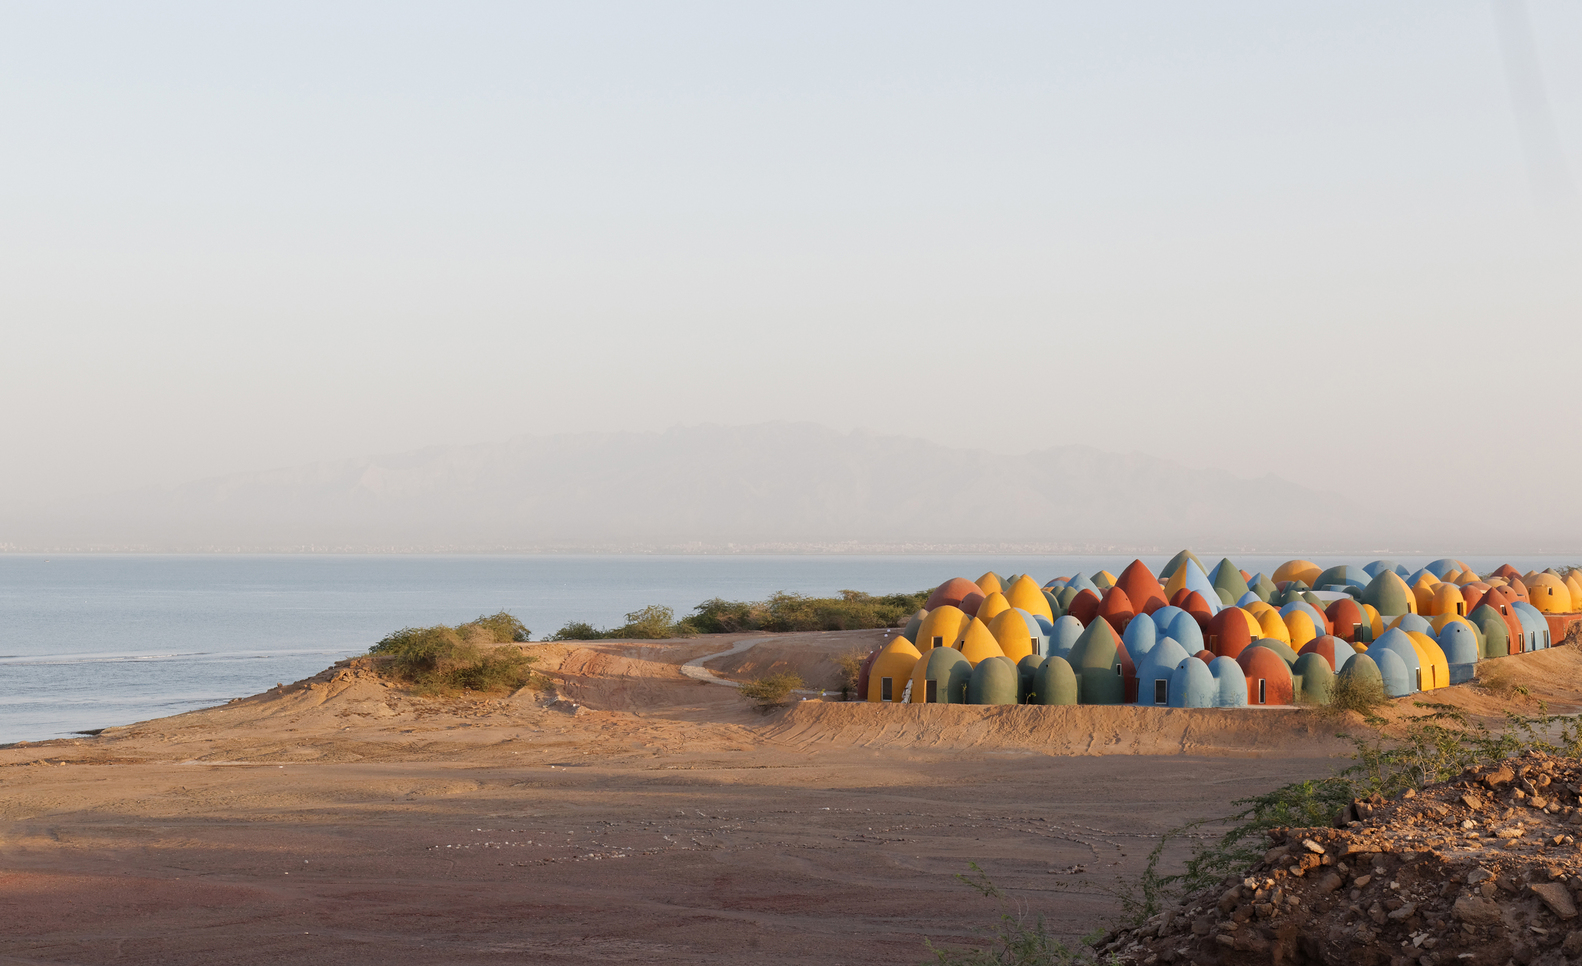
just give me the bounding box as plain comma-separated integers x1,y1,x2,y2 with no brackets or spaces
0,422,1456,553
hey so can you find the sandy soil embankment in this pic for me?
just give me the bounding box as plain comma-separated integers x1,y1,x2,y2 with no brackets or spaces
3,632,1576,965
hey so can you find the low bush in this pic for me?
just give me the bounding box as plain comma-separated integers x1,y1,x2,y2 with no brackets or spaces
1315,669,1389,717
369,612,540,695
681,589,930,634
738,672,804,712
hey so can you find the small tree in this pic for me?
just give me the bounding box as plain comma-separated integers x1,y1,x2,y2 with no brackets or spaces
834,650,869,701
738,672,804,713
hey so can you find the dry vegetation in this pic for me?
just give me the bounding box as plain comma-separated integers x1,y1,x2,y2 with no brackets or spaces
367,611,543,695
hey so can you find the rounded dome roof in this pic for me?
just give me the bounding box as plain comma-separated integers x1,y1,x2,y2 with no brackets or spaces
1299,635,1357,672
915,605,973,652
1293,652,1335,704
925,578,980,611
1030,656,1078,706
1204,608,1256,659
977,592,1012,624
1526,572,1574,614
966,656,1020,705
1048,615,1085,657
1257,609,1292,644
1067,589,1102,626
1210,656,1248,706
1372,645,1413,698
1159,549,1205,581
986,608,1037,663
1167,658,1219,708
1437,621,1480,666
1272,560,1322,586
1160,609,1205,652
1237,646,1295,704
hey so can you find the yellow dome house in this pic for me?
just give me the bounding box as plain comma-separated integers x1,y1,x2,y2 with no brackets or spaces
1404,631,1450,690
913,605,972,653
1005,575,1055,621
1273,560,1322,587
976,592,1012,624
1527,573,1576,614
986,609,1037,662
1428,583,1467,618
866,637,921,703
1256,609,1291,645
957,618,1007,666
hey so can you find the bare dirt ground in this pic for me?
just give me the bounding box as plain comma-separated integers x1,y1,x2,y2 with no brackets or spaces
3,634,1579,966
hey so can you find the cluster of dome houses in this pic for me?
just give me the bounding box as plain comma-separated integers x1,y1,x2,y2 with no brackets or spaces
857,553,1582,709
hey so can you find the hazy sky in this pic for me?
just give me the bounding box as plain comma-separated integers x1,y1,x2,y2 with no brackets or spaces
3,2,1579,514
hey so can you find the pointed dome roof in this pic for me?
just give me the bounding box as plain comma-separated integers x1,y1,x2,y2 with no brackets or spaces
1005,575,1054,621
957,618,1006,666
1159,549,1205,581
1210,558,1251,599
977,592,1012,624
1362,571,1415,616
1115,560,1168,616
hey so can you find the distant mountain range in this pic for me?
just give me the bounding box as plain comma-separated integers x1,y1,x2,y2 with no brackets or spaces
0,422,1506,553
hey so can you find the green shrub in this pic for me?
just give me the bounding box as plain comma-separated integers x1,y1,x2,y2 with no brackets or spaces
549,621,608,641
681,589,930,634
369,617,540,695
610,604,681,639
738,672,804,712
1318,668,1389,716
458,611,531,643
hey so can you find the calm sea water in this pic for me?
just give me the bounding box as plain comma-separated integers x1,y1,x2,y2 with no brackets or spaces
0,553,1571,743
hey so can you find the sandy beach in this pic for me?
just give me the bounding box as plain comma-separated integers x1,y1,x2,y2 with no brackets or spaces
4,632,1580,965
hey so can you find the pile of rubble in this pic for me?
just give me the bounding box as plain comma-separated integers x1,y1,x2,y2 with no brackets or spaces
1104,752,1582,966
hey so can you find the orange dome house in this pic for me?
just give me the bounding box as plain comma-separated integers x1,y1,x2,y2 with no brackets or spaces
1179,591,1215,629
1204,608,1257,659
925,578,981,611
866,637,921,703
1404,631,1450,691
1096,587,1136,633
1115,560,1168,616
1067,589,1102,626
1299,635,1358,672
1238,645,1295,706
1325,597,1371,643
974,572,1005,596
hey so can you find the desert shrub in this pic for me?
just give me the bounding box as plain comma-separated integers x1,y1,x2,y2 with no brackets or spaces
926,864,1118,965
1475,660,1531,699
681,589,930,634
369,620,540,695
458,611,531,643
549,621,608,641
1319,669,1389,716
1097,702,1582,924
834,649,869,701
610,604,682,639
737,672,804,712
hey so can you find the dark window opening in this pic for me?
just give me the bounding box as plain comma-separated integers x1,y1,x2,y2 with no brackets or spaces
1114,664,1123,676
933,636,943,648
881,677,893,702
925,679,938,703
1456,602,1464,615
1154,679,1168,705
1258,679,1266,704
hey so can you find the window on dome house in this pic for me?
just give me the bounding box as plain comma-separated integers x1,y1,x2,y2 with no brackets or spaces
1258,679,1266,704
1154,679,1168,705
933,636,942,648
925,680,937,703
881,678,893,702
